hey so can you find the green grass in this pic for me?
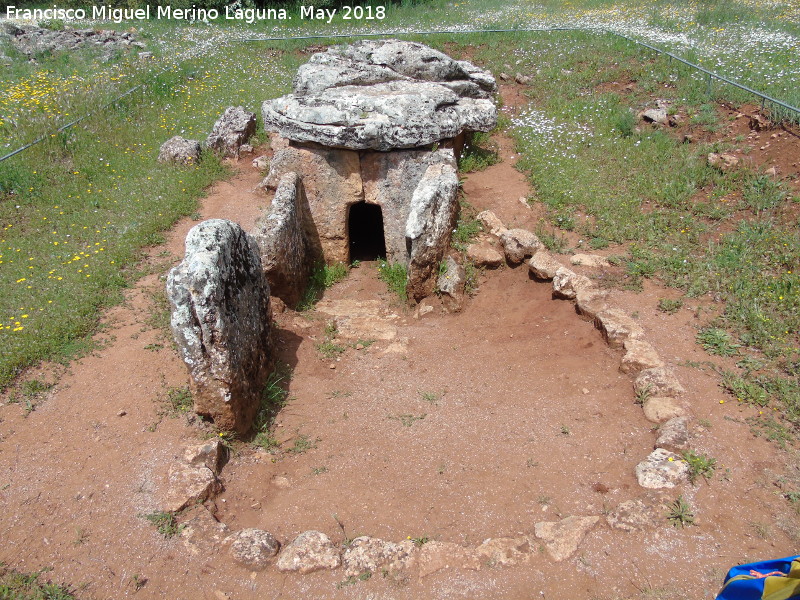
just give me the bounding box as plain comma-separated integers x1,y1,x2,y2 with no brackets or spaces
0,31,313,389
696,327,740,357
252,365,291,451
666,496,695,528
681,450,717,485
165,386,193,415
451,199,482,252
378,260,408,303
0,564,76,600
458,131,500,173
296,262,349,311
657,298,684,314
286,433,318,454
142,511,183,537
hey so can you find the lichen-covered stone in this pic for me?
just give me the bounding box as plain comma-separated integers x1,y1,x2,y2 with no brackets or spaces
276,531,341,574
635,449,688,489
341,536,416,577
252,172,313,307
157,136,201,165
406,162,460,301
437,255,466,312
225,529,280,570
263,40,497,151
166,219,273,434
206,106,257,158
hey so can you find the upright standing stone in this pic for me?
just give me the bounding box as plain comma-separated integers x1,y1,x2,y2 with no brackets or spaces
406,162,460,301
166,219,273,434
252,172,313,307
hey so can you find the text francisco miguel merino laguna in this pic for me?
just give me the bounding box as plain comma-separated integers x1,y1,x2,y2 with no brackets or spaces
5,4,387,24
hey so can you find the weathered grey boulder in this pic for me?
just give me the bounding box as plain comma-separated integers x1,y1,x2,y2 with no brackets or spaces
276,531,341,574
166,220,273,434
225,529,280,570
206,106,257,158
157,136,201,165
635,448,688,489
406,162,460,301
252,172,313,307
263,82,495,151
293,40,496,98
263,40,497,151
437,255,466,312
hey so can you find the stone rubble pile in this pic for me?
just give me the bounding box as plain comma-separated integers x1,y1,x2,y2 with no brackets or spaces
0,22,145,60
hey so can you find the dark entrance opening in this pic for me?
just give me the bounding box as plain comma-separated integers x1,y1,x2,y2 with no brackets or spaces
348,202,387,262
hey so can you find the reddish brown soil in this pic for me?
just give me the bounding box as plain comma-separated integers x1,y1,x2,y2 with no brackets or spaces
1,91,799,600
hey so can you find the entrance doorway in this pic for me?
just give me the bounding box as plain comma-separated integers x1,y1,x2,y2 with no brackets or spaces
348,202,387,262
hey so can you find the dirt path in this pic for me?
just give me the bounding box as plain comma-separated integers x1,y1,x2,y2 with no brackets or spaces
1,112,798,599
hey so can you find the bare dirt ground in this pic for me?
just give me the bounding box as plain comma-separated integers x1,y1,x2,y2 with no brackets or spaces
1,83,799,600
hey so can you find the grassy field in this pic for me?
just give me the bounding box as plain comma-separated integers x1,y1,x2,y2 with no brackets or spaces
0,0,798,443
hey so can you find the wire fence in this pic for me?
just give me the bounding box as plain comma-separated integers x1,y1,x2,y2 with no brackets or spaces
2,25,798,164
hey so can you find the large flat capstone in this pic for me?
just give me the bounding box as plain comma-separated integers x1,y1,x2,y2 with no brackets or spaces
262,39,497,151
